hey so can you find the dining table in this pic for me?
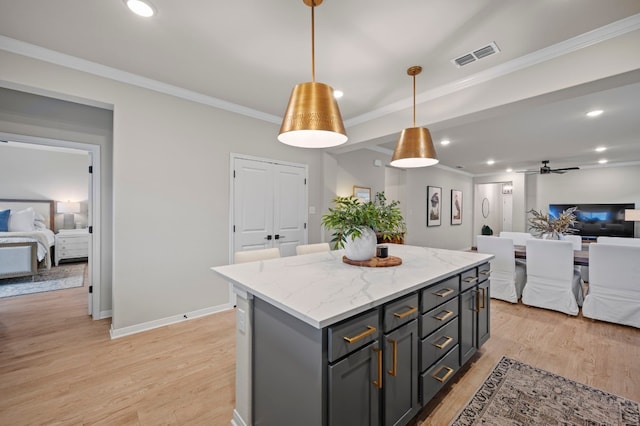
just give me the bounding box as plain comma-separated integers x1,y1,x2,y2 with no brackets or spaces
469,245,590,266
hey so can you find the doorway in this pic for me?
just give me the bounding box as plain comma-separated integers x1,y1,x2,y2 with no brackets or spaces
0,132,102,319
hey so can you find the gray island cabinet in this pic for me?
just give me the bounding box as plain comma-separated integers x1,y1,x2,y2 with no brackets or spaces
212,244,493,426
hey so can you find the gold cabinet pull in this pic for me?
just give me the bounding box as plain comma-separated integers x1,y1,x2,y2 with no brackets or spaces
434,309,453,322
343,325,377,344
432,335,453,350
434,288,454,298
479,287,486,310
387,339,398,376
473,290,480,313
393,306,417,319
479,269,491,276
463,276,478,283
432,365,455,383
373,347,383,389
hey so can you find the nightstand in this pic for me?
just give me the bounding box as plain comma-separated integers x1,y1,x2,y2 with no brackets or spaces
55,229,89,266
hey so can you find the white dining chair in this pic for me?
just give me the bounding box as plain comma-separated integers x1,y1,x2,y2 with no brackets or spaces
582,244,640,328
295,243,330,256
477,235,526,303
562,234,583,251
521,239,583,316
234,247,281,264
499,231,534,247
596,236,640,246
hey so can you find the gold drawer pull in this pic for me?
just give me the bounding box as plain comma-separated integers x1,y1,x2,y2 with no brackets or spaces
432,365,455,383
434,310,453,322
393,306,417,319
387,339,397,377
479,269,491,276
373,347,383,389
343,325,376,344
463,276,478,283
479,287,486,310
434,288,454,298
432,335,453,350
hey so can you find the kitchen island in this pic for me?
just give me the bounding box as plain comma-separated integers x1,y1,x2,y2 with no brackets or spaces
212,244,493,426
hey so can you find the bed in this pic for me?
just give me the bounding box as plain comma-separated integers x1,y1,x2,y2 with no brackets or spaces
0,199,56,279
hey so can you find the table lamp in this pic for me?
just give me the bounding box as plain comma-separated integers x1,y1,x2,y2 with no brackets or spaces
57,201,81,229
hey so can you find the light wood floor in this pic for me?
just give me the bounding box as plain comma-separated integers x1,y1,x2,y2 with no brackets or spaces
1,286,638,425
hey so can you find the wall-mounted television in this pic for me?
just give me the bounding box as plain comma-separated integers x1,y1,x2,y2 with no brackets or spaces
548,203,635,238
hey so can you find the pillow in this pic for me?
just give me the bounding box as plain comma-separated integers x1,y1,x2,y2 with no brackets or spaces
8,208,35,232
0,209,10,232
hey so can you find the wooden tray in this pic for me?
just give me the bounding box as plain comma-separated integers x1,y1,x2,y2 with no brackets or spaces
342,255,402,267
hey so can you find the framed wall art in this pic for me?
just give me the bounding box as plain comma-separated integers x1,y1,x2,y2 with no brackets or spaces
427,186,442,227
451,189,462,225
353,185,371,203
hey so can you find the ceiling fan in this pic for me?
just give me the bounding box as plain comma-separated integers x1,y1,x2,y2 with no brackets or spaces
519,160,580,175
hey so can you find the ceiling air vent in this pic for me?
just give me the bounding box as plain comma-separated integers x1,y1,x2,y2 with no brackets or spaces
451,42,500,68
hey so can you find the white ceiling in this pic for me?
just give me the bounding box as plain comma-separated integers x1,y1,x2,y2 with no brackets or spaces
1,0,639,175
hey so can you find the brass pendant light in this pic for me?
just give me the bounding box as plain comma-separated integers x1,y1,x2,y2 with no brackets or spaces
390,66,438,168
278,0,347,148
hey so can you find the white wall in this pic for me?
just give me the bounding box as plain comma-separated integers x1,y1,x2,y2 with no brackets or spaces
527,164,640,237
0,50,327,334
0,144,89,231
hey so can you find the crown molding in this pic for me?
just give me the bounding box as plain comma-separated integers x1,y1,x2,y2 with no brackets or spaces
345,13,640,128
0,35,282,125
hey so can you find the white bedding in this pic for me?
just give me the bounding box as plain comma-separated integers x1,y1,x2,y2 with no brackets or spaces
0,229,54,268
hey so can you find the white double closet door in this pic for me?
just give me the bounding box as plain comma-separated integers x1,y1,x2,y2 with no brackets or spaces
233,156,307,258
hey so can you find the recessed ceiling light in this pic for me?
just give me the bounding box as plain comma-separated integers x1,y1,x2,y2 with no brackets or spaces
440,139,450,146
487,160,495,165
598,159,608,164
586,109,603,118
595,146,606,152
125,0,155,17
333,89,344,99
506,168,513,173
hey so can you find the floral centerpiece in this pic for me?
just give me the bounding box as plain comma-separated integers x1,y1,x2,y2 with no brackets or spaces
527,206,578,239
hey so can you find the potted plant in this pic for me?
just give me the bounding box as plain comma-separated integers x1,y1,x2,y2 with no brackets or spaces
321,192,406,261
527,206,578,239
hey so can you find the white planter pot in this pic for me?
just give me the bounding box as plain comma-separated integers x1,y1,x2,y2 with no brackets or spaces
344,227,377,261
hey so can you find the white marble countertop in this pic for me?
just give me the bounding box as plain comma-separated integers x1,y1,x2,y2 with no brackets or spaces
211,244,493,329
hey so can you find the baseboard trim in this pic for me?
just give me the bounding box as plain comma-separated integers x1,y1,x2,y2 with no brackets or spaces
231,409,248,426
109,303,234,339
99,309,112,320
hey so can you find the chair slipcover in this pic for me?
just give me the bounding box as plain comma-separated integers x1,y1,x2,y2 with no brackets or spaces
234,248,281,264
522,239,583,315
562,234,583,250
596,236,640,246
296,243,330,255
477,235,526,303
499,231,534,246
582,244,640,328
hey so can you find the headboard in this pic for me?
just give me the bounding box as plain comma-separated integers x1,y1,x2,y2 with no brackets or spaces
0,199,55,230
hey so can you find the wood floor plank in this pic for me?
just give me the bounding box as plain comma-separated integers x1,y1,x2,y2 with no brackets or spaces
0,284,638,425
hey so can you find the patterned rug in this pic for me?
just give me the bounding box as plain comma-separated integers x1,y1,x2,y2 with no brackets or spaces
450,356,640,426
0,263,86,298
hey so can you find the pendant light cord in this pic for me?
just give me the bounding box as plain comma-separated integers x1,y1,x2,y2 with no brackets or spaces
412,74,416,127
311,4,316,83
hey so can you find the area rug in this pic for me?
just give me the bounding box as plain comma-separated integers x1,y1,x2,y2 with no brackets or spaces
450,356,640,426
0,263,86,298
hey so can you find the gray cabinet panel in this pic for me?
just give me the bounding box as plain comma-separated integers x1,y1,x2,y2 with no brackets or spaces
459,286,478,366
461,267,479,292
420,318,459,371
420,297,458,338
329,341,380,426
328,309,380,363
420,344,460,405
383,319,419,426
384,293,419,333
421,276,459,312
478,280,490,347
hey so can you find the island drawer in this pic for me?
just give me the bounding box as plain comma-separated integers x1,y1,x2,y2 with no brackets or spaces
383,292,419,332
478,263,491,283
421,276,459,312
420,318,459,371
420,344,460,406
461,267,479,291
328,309,380,363
420,297,458,338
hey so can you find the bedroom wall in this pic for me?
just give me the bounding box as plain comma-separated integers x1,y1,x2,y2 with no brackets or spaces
0,50,328,335
0,144,89,231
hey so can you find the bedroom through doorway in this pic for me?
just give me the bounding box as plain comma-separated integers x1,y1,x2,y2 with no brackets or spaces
0,133,102,319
